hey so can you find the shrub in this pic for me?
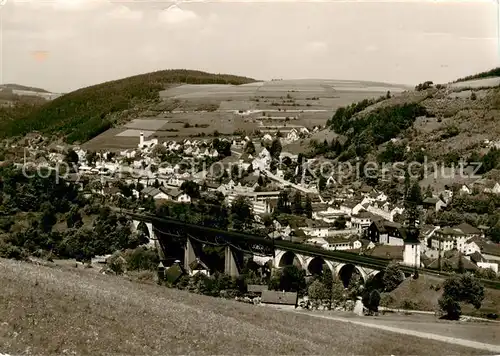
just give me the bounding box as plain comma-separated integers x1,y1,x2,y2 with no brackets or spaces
123,247,159,271
308,279,329,308
415,81,434,91
379,293,394,307
383,263,404,292
400,299,418,310
438,273,485,320
362,289,381,314
441,125,460,139
0,242,28,260
108,253,126,275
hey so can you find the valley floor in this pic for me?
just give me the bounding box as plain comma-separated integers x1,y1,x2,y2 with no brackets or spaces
0,258,496,355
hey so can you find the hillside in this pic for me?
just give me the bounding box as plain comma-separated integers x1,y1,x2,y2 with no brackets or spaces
319,74,500,170
0,70,257,144
0,84,50,93
0,258,485,355
384,274,500,318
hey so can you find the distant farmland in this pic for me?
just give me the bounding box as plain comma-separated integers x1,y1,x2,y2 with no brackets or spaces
83,79,410,151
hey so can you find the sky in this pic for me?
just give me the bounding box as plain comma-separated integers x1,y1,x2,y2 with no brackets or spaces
0,0,499,93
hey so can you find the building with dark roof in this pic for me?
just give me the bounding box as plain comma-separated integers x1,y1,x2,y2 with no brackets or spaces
453,222,483,238
366,220,406,246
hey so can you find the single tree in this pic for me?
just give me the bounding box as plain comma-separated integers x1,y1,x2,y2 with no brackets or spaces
457,252,465,274
275,265,306,295
244,140,256,155
277,190,291,214
333,216,347,230
308,279,329,309
66,205,83,229
318,175,327,192
438,273,485,320
230,196,254,231
270,138,282,161
382,262,405,292
180,181,200,199
304,195,313,218
292,191,303,215
362,289,381,315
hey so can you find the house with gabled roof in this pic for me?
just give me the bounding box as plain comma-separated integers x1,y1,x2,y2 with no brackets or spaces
430,227,466,253
324,236,363,251
141,186,169,200
340,199,364,216
366,201,404,222
188,258,210,276
459,184,472,195
351,211,376,233
453,222,484,239
366,220,406,246
422,196,446,212
474,240,500,263
472,178,500,195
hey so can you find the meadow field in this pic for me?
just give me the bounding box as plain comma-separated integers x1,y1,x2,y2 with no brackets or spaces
0,258,490,355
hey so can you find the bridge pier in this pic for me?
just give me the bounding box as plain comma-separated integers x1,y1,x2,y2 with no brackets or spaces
224,246,240,277
132,220,165,261
184,238,197,273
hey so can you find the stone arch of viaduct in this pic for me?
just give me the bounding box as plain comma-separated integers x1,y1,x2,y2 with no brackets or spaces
273,249,381,283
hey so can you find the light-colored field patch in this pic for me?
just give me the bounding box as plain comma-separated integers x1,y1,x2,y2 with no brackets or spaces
449,77,500,90
218,101,256,111
116,129,155,137
125,119,168,131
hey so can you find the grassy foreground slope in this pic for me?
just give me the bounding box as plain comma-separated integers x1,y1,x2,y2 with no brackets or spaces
0,70,256,144
0,259,484,355
386,274,500,317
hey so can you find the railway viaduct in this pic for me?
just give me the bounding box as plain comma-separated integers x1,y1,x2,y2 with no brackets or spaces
127,211,419,286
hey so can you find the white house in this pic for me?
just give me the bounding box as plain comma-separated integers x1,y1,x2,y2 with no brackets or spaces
459,184,472,195
485,182,500,194
301,221,331,238
351,211,375,233
286,129,299,142
262,134,273,142
422,197,447,212
305,237,329,249
177,193,192,203
252,147,272,171
323,236,363,251
141,186,169,200
366,202,404,222
472,179,500,195
340,200,364,216
299,127,310,135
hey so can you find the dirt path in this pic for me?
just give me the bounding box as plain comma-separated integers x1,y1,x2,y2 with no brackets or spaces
288,309,500,353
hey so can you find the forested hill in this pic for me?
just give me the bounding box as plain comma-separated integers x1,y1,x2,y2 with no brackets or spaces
309,67,500,169
454,67,500,83
0,69,257,144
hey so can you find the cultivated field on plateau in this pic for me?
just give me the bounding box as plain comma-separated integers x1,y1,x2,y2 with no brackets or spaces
83,79,409,151
0,258,488,355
